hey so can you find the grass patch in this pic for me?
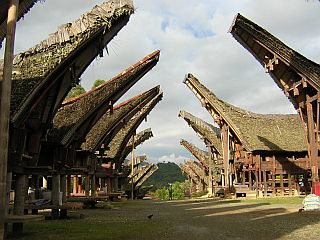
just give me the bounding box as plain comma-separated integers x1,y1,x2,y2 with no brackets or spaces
238,196,304,205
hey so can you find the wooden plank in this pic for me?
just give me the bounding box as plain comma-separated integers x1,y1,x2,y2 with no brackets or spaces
248,170,252,190
288,173,292,196
263,171,267,197
280,174,284,197
272,174,276,197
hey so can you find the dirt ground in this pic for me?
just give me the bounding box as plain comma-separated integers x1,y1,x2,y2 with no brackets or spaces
8,198,320,240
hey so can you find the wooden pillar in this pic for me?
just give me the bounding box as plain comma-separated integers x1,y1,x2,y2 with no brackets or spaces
0,1,19,238
280,173,284,197
306,102,319,183
52,175,60,206
91,175,97,197
113,177,119,192
263,171,267,197
242,171,246,185
73,175,78,194
84,175,90,197
254,170,259,197
85,176,90,197
222,125,230,188
77,177,82,194
66,175,71,197
13,174,26,234
60,175,67,204
303,173,309,195
207,144,213,197
288,173,292,197
52,175,60,220
248,170,252,190
106,178,112,194
272,174,276,197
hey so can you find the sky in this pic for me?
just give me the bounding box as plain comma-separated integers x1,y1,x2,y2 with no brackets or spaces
1,0,320,165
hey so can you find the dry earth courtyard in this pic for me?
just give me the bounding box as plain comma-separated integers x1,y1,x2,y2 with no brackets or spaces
8,197,320,240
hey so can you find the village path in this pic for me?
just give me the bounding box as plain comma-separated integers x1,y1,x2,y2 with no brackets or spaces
18,198,320,240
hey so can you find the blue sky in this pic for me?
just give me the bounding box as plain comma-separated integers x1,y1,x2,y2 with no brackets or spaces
2,0,320,164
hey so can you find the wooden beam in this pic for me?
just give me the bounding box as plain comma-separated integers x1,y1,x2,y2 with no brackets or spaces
0,1,19,237
307,102,319,182
263,171,267,197
280,173,284,197
221,124,229,187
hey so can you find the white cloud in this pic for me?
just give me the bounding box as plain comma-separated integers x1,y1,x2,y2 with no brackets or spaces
2,0,320,163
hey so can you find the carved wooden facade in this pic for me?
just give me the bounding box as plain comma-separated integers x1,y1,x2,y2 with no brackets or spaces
229,13,320,182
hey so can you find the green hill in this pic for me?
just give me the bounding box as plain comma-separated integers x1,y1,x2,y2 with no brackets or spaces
142,162,187,192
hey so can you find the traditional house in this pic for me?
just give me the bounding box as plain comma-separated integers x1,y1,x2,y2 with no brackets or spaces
75,87,162,197
179,111,223,194
229,13,320,183
184,73,310,197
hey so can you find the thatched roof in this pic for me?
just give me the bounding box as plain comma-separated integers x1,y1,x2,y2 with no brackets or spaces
81,86,160,153
0,0,39,47
50,50,160,146
119,128,153,160
0,0,134,124
229,13,320,107
105,92,162,160
184,73,307,153
180,163,201,184
179,110,222,155
180,139,209,169
185,159,208,185
134,164,158,188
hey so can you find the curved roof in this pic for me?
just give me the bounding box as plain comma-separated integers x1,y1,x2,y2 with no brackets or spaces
229,13,320,90
50,50,160,145
184,73,307,153
81,86,160,152
179,110,222,155
185,159,208,185
121,128,153,160
105,93,162,160
0,0,134,124
180,139,209,169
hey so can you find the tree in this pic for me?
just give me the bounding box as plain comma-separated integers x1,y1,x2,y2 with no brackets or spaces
65,84,85,100
92,79,106,89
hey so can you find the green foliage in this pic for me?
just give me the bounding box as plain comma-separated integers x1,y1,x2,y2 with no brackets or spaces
66,84,85,100
152,181,190,200
153,186,169,200
92,79,106,89
142,162,187,192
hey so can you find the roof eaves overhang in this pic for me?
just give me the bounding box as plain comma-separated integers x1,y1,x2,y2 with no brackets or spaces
178,110,222,156
229,13,320,111
55,50,160,146
82,85,161,153
184,73,252,151
11,0,134,127
106,92,163,161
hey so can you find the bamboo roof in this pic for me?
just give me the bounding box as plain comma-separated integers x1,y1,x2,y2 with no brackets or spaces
180,139,209,169
0,0,39,47
229,13,320,109
81,86,160,153
184,73,307,153
179,110,222,155
50,50,160,146
128,163,158,188
121,129,153,160
105,93,162,160
0,0,134,123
